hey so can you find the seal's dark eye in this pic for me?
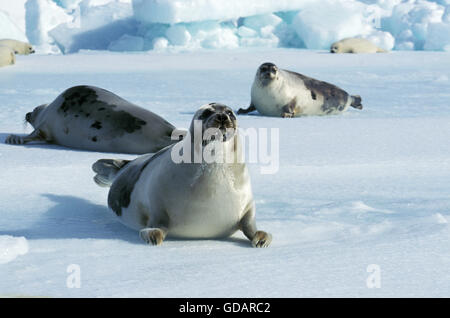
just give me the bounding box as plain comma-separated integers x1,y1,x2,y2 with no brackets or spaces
200,108,213,119
225,110,234,118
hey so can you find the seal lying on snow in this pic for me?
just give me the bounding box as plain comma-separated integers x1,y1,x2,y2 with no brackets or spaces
0,39,35,55
238,62,363,118
92,103,272,247
5,85,184,154
330,38,387,54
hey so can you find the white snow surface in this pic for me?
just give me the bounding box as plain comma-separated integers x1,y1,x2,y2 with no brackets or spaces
0,49,449,297
1,0,450,53
0,0,27,34
0,236,29,264
0,10,28,43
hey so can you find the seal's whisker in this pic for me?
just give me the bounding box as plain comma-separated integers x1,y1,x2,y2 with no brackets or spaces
22,119,28,130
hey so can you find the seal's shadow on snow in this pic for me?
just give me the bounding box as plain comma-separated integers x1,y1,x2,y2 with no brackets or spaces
236,112,260,116
0,133,69,151
1,194,140,244
0,133,135,155
1,193,252,248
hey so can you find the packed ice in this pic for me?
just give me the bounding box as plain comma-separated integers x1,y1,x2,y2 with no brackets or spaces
0,0,449,53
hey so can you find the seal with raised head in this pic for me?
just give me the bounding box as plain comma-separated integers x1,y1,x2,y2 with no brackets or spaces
238,62,363,118
5,85,184,154
92,103,272,247
330,38,387,54
0,39,35,55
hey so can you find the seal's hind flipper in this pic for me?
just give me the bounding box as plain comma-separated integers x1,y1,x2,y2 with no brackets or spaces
237,104,256,115
92,159,130,187
350,95,363,110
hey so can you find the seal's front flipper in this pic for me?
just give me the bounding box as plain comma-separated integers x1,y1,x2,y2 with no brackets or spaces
92,159,131,187
5,129,47,145
239,203,272,248
281,113,294,118
281,98,297,118
237,104,256,115
139,228,167,246
251,231,272,248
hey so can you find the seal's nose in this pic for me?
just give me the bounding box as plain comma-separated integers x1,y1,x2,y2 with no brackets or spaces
215,113,228,123
25,112,31,122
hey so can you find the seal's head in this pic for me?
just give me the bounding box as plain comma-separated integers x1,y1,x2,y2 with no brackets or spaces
25,44,35,55
330,42,341,53
257,62,279,85
25,104,46,127
191,103,237,143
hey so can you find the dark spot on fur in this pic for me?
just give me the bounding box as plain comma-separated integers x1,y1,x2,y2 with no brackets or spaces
286,70,349,113
92,136,98,142
91,121,102,130
58,86,149,137
311,91,317,100
140,212,149,227
108,150,168,216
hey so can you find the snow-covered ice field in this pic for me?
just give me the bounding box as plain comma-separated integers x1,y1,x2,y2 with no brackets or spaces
0,49,449,297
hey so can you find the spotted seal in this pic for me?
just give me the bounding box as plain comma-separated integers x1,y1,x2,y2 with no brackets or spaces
238,62,363,118
5,85,184,154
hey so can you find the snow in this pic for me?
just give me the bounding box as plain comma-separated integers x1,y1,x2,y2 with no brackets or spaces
48,0,135,54
0,10,28,42
292,0,369,50
25,0,72,54
0,0,27,34
384,0,446,50
107,33,144,51
165,24,192,47
0,236,29,265
0,49,449,297
424,21,450,51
